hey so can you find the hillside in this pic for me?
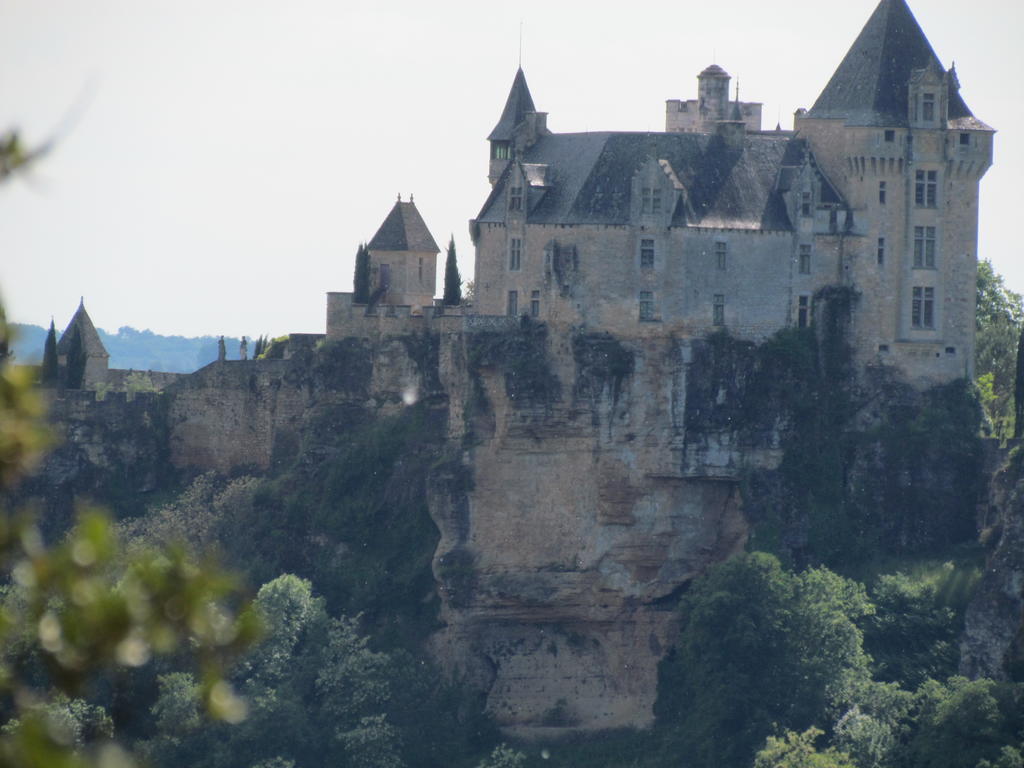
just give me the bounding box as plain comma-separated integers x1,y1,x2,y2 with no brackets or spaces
10,322,245,372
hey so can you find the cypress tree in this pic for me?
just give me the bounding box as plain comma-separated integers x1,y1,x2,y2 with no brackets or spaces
353,243,371,304
1014,326,1024,438
443,235,462,306
41,320,58,386
66,325,86,389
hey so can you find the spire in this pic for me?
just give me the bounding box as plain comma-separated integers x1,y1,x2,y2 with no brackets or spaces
806,0,974,126
368,198,440,253
56,299,108,359
488,68,537,142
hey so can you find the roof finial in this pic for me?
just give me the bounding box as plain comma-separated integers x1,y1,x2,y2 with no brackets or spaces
410,193,414,203
735,80,740,102
397,192,401,202
79,296,84,309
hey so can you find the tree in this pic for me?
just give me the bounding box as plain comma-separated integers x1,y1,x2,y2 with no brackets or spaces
477,744,527,768
353,243,371,304
1014,326,1024,438
754,728,857,768
65,325,86,390
656,553,872,768
976,260,1024,436
443,236,461,306
41,320,58,387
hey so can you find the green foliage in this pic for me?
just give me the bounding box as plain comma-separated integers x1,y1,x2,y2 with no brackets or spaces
66,325,86,390
123,372,157,398
41,321,58,387
656,553,872,768
901,677,1024,768
354,243,371,304
976,259,1024,437
443,236,462,306
754,728,857,768
477,744,527,768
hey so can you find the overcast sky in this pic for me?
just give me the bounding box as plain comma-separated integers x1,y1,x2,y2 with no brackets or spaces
1,0,1020,338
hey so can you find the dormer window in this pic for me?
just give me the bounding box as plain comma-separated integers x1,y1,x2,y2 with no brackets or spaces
492,142,511,160
641,188,662,214
884,129,895,143
801,192,812,217
922,93,935,122
509,186,523,211
959,132,971,147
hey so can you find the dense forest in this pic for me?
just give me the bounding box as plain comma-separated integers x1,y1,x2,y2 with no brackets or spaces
1,260,1023,768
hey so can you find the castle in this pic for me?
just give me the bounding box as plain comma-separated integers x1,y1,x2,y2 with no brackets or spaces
328,0,992,387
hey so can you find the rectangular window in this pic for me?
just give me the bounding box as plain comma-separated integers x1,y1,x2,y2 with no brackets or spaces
912,286,935,328
877,237,885,265
797,295,810,328
915,170,937,207
879,181,886,205
641,188,662,214
884,129,895,143
913,226,936,268
715,241,727,270
493,143,510,160
507,290,518,317
799,244,811,275
713,294,725,326
508,238,522,271
829,209,838,233
509,186,523,211
639,291,654,321
801,192,811,217
922,92,935,122
530,290,540,318
959,132,971,147
640,238,655,270
418,257,423,284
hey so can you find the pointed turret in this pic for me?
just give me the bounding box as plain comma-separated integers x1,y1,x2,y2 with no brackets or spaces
488,69,547,186
56,298,109,388
365,196,440,312
806,0,975,127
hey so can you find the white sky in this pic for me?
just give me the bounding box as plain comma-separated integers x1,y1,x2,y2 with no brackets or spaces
1,0,1021,338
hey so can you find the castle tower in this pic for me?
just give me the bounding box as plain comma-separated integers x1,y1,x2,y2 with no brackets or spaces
487,68,548,186
665,65,763,133
366,196,440,312
796,0,993,383
56,298,109,388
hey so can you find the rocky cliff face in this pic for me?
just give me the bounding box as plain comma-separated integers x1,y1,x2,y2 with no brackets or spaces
24,315,1005,735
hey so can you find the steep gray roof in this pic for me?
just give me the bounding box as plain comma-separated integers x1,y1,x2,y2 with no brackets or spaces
488,68,537,142
806,0,976,127
368,200,440,253
477,131,807,231
57,299,108,358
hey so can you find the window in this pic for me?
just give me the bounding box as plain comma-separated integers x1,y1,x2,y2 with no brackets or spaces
641,188,662,214
915,170,937,207
715,241,727,270
879,181,886,205
801,192,812,217
507,290,518,316
508,238,522,271
829,209,838,233
640,239,655,270
922,92,935,122
493,143,510,160
509,186,523,211
639,291,654,321
913,226,936,268
877,237,886,265
530,290,540,318
713,295,725,326
418,257,423,284
797,295,811,328
379,263,391,289
884,129,895,143
912,286,934,328
959,132,971,147
799,244,811,274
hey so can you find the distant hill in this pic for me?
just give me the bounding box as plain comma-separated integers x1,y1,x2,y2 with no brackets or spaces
10,323,247,373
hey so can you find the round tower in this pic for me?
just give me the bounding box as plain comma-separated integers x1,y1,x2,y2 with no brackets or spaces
697,64,731,121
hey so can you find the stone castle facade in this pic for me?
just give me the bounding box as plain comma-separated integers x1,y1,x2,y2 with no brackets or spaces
332,0,993,388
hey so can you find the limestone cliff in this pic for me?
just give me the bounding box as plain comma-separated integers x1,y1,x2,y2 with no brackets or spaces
20,316,1004,735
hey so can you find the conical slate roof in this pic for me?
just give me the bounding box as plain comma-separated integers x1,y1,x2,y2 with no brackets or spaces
56,299,108,358
368,199,440,253
488,68,537,142
807,0,973,127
